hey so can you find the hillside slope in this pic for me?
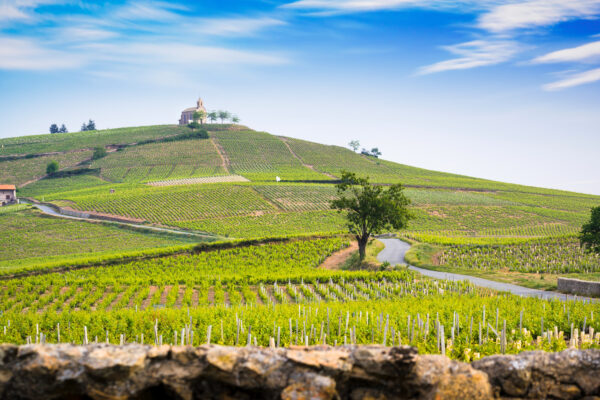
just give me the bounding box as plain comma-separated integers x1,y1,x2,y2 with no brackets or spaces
2,124,598,241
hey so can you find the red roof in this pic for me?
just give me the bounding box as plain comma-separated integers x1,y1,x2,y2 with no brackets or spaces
0,185,16,190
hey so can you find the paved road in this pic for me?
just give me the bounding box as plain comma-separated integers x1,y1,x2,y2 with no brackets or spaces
26,202,218,240
377,238,595,302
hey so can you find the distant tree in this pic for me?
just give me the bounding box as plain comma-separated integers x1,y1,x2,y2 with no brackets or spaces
348,140,360,152
580,206,600,255
86,119,96,131
360,148,370,156
59,124,68,133
330,171,412,260
370,148,382,158
218,110,230,124
46,160,59,175
81,123,88,132
187,121,200,130
231,115,240,124
92,147,107,160
193,110,206,124
208,111,218,124
49,124,59,134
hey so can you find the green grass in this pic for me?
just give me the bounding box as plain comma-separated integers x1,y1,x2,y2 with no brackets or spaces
0,151,93,187
0,125,191,155
0,208,200,269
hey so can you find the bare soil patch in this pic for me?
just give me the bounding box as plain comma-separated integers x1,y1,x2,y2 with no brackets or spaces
319,243,359,270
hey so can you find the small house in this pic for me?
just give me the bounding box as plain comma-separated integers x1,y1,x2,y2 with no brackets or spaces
0,185,17,206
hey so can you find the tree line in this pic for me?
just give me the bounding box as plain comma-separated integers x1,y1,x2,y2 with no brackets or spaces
188,110,240,129
49,119,96,134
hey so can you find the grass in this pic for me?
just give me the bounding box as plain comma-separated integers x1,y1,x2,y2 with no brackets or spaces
0,150,93,187
0,208,201,270
340,239,387,270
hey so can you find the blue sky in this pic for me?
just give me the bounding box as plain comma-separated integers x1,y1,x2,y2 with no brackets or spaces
1,0,599,195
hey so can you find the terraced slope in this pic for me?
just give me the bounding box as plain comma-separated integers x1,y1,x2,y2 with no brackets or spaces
92,139,227,183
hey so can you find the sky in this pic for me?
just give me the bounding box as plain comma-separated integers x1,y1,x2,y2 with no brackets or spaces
1,0,599,195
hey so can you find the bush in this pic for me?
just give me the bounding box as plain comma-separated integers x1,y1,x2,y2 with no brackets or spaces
92,147,107,160
187,121,200,130
46,161,59,175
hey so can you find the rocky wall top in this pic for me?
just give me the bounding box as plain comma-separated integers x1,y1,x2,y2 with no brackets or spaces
0,344,598,400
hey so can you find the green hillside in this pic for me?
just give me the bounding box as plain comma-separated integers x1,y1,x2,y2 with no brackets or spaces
1,123,600,357
6,123,595,242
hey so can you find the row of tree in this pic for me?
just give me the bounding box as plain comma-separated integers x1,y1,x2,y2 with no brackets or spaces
348,140,381,158
192,110,240,125
49,124,68,134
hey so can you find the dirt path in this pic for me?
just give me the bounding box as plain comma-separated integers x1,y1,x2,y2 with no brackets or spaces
278,137,338,179
319,243,359,270
210,138,231,174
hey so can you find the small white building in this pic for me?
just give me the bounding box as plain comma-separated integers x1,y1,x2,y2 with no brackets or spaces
179,98,207,125
0,185,16,206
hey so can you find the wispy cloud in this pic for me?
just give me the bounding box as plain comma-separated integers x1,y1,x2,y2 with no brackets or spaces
0,0,66,22
418,40,520,74
533,40,600,63
478,0,600,32
188,17,286,37
281,0,495,13
0,36,83,69
543,67,600,90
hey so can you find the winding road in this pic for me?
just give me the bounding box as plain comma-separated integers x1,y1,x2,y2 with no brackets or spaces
377,238,595,302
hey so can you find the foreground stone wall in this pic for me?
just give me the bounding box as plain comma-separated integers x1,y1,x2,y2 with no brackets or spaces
0,344,598,399
558,277,600,297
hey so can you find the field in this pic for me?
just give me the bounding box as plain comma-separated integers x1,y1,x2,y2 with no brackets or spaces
0,206,201,272
1,123,600,359
1,238,598,358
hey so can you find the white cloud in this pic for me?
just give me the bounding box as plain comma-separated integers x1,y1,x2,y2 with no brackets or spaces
112,1,187,22
70,41,289,68
0,36,82,69
57,27,119,41
0,0,67,22
543,67,600,90
418,40,520,74
281,0,500,13
189,17,286,37
478,0,600,32
533,40,600,63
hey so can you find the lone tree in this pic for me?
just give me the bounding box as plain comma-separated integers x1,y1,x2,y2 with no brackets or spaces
348,140,360,152
46,160,59,175
231,115,240,124
59,124,68,133
81,119,96,132
49,124,59,134
193,110,206,125
330,171,412,260
580,206,600,255
208,111,218,124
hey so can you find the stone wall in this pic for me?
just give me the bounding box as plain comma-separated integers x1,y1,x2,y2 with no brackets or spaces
558,277,600,297
0,344,599,399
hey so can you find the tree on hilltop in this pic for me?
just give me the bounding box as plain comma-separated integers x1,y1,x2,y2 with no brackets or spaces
81,119,96,132
208,111,218,124
193,110,206,124
580,206,600,255
349,140,360,152
218,110,230,124
331,171,412,260
232,115,240,124
49,124,59,134
59,124,68,133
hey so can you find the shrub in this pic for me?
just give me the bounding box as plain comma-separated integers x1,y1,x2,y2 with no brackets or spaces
46,161,59,175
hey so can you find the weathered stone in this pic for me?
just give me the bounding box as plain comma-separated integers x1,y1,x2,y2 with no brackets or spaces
0,344,597,399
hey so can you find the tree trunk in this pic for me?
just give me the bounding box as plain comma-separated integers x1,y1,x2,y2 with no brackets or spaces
357,234,369,261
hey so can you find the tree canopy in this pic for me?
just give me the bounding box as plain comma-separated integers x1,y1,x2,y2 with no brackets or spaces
46,161,59,175
330,171,412,260
580,206,600,255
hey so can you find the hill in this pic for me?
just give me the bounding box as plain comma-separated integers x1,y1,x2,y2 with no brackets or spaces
1,123,599,358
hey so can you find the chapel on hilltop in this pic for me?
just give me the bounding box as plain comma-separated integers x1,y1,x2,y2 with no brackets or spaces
179,98,207,125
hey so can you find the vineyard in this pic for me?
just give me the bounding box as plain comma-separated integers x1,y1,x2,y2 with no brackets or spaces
212,130,330,181
0,237,598,358
0,207,197,270
92,139,227,183
440,237,600,274
0,150,93,187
